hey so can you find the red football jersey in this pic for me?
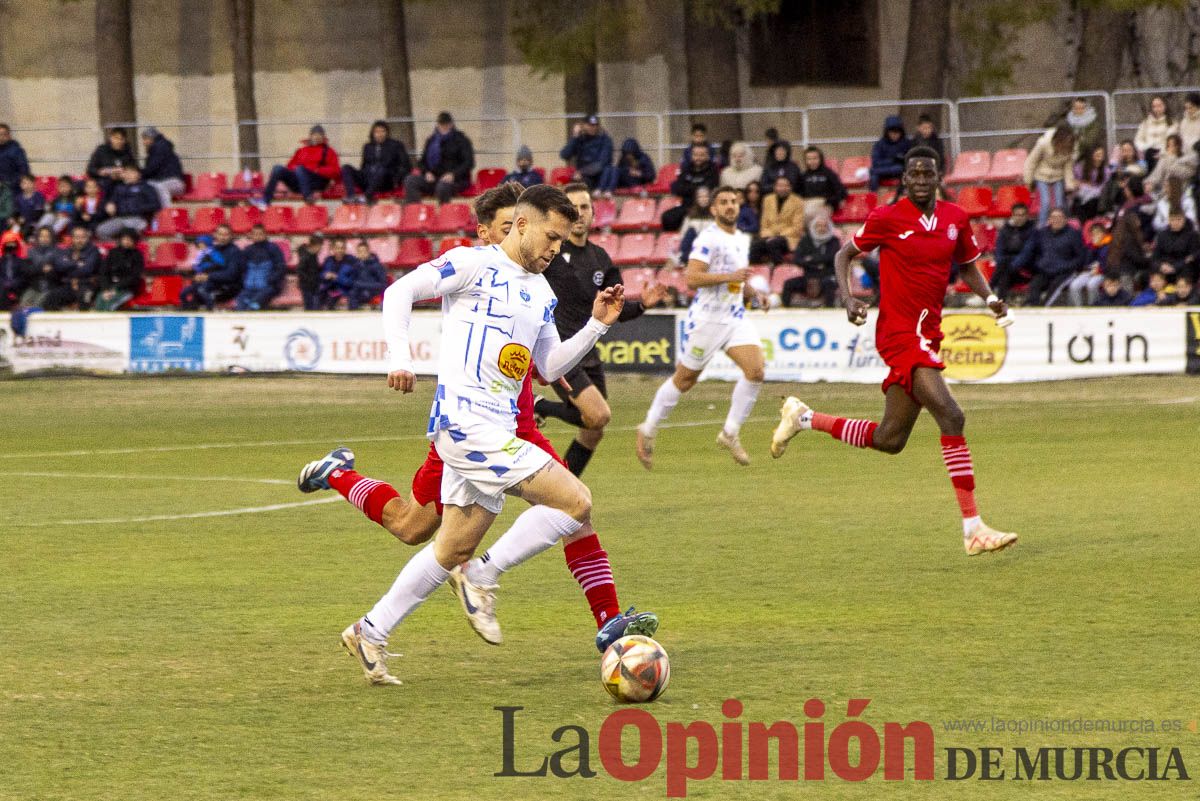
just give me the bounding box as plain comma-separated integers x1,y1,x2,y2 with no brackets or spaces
851,198,980,355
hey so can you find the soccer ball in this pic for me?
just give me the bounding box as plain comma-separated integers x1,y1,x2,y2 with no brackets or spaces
600,635,670,703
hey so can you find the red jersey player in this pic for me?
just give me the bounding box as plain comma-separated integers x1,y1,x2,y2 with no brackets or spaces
770,146,1018,556
297,183,656,658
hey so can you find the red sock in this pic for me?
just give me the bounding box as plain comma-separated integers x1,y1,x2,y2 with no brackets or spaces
328,469,401,526
940,435,978,518
563,534,621,629
811,411,878,448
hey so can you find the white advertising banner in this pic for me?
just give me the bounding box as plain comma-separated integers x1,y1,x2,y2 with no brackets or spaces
8,312,130,373
700,308,1189,384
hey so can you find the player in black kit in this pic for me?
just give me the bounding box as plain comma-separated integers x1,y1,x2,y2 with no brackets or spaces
534,183,667,475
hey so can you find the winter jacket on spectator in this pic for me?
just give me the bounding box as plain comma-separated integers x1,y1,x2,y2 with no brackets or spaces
869,116,911,187
86,141,135,182
0,139,29,190
1135,114,1176,155
142,133,184,181
669,159,719,205
681,141,720,168
419,127,475,182
320,254,358,292
195,241,244,291
737,203,759,234
503,166,544,188
287,143,341,182
1152,223,1200,278
761,141,801,191
341,254,388,295
98,245,145,294
762,140,793,177
108,181,161,221
1066,104,1102,153
1178,108,1200,152
759,192,805,250
1093,285,1132,306
23,243,64,294
0,184,14,224
560,130,614,179
0,251,28,307
1024,129,1079,190
73,193,107,230
240,239,286,296
1014,224,1088,277
297,247,322,296
359,137,411,184
719,142,762,190
797,151,847,210
15,189,44,227
791,220,839,277
616,138,656,186
57,242,101,284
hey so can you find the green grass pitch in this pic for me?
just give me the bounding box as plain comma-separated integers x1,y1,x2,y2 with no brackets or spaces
1,374,1197,800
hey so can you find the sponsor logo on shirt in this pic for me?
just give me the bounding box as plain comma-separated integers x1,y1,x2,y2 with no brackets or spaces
899,230,914,240
497,342,532,380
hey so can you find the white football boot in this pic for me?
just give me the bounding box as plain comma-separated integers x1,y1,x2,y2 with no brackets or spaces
447,566,502,645
340,621,402,686
770,397,811,459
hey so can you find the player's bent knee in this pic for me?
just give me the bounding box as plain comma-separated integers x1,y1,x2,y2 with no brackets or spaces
581,408,611,429
939,405,966,435
745,366,765,383
873,429,909,455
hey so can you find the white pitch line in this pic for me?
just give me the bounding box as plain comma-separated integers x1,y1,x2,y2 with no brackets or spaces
15,496,340,527
2,471,293,485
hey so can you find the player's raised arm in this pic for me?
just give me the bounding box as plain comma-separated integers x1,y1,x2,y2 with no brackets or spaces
834,239,868,325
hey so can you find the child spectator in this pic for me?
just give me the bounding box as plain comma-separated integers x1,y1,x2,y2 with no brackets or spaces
1093,273,1132,306
1178,92,1200,152
1174,273,1197,304
38,176,78,235
911,114,945,170
234,223,287,310
1066,221,1110,306
1129,272,1158,306
93,228,145,310
1146,134,1183,196
869,115,910,190
343,241,389,310
296,235,323,311
96,164,160,240
1072,145,1109,221
503,146,544,189
14,174,45,234
316,237,357,309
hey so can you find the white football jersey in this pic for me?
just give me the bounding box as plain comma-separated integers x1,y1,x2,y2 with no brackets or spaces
420,245,559,433
687,222,750,323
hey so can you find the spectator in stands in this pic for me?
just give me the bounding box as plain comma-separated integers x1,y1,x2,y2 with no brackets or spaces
234,223,286,311
179,225,243,311
341,241,389,310
1174,272,1196,304
784,215,840,307
259,125,341,206
797,146,847,222
19,226,62,308
737,180,762,234
14,174,45,235
559,114,613,192
0,124,30,192
1106,209,1149,281
676,186,713,264
1135,95,1175,172
96,164,160,240
0,179,13,227
405,112,474,203
1178,92,1200,152
1152,209,1200,280
599,138,655,195
1093,273,1132,306
53,226,101,309
38,176,77,235
1129,272,1157,306
1153,270,1179,305
1111,139,1146,177
869,115,910,191
93,228,145,310
911,114,945,170
761,142,800,193
503,145,544,189
1072,145,1109,222
1066,221,1110,306
669,142,720,207
0,235,28,310
719,142,762,190
1147,134,1183,196
764,127,783,151
140,127,186,209
751,175,803,265
1065,98,1102,154
315,237,357,309
680,123,720,168
1024,125,1077,227
86,128,135,196
1010,207,1087,305
991,203,1036,300
73,178,106,232
342,120,411,204
296,235,324,312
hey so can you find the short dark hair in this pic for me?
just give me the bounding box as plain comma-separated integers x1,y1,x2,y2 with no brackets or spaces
561,181,590,196
515,184,579,223
473,181,524,225
713,185,740,202
691,141,709,152
0,123,9,132
904,145,941,167
371,119,390,135
250,222,266,232
436,111,453,125
1011,202,1028,212
692,123,708,134
1187,91,1200,107
764,127,779,140
918,113,933,124
215,222,232,234
118,227,139,242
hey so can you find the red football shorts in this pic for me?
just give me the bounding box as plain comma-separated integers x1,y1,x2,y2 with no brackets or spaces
878,334,945,397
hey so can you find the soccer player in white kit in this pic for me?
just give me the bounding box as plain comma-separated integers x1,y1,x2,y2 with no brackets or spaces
341,185,626,685
637,185,767,468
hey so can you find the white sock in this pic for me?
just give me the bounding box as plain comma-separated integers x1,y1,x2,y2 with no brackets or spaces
643,379,682,435
360,543,449,643
722,378,763,437
962,515,982,536
798,408,814,430
467,506,584,587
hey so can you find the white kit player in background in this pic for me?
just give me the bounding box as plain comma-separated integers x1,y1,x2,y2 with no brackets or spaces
637,185,768,469
341,185,625,685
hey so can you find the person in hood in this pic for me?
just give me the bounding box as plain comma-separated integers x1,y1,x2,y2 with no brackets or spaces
404,111,475,203
797,146,847,221
93,228,145,311
234,223,286,310
559,114,614,191
869,115,911,190
86,128,135,197
598,137,655,194
259,125,341,206
0,124,30,193
719,142,762,190
503,145,544,188
341,120,411,203
783,215,840,307
141,127,185,209
1066,97,1102,155
760,141,800,192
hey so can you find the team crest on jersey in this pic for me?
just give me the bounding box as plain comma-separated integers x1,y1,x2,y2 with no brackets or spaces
497,342,531,380
429,255,454,278
947,223,959,241
519,287,531,302
593,270,604,286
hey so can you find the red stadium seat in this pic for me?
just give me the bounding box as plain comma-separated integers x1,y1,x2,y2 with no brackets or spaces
650,231,681,264
971,221,997,253
363,203,402,234
952,258,996,293
657,266,693,300
592,198,616,229
293,204,329,234
770,265,804,295
228,205,263,234
35,176,58,202
431,203,473,234
371,236,402,266
188,206,226,236
184,172,227,202
590,232,619,255
832,192,876,223
655,195,682,218
613,233,656,265
946,150,991,185
618,268,654,299
988,149,1027,181
838,156,871,189
328,204,368,234
955,186,993,218
549,167,574,186
149,207,189,237
612,198,658,232
822,157,839,174
321,183,345,200
399,202,435,234
471,168,506,194
262,206,295,235
989,184,1032,217
437,236,472,256
270,275,303,309
646,163,679,195
131,275,184,308
148,241,188,270
221,170,264,201
396,237,433,268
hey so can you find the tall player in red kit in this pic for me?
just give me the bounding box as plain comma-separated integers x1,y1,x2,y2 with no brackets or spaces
770,146,1018,555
